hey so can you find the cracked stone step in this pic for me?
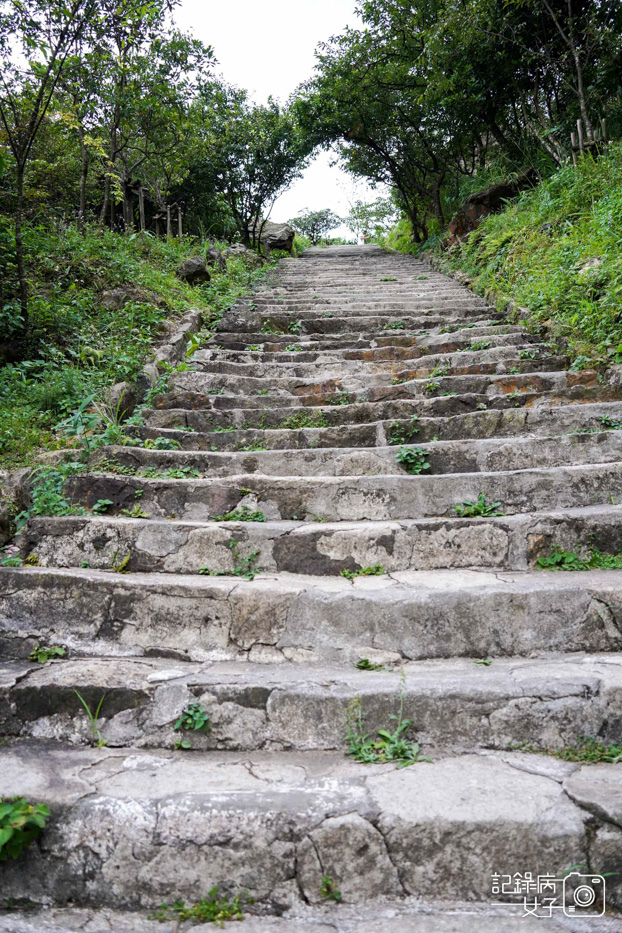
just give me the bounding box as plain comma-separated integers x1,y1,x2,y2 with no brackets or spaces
196,331,541,365
169,367,605,402
2,566,622,663
217,312,501,336
64,461,622,522
191,348,563,381
90,430,622,477
22,505,622,576
209,323,505,351
197,323,526,361
3,653,622,752
1,742,618,909
4,905,621,933
142,399,622,439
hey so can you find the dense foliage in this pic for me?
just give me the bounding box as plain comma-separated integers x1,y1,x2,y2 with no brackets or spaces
0,0,306,330
442,142,622,364
0,225,273,466
297,0,622,240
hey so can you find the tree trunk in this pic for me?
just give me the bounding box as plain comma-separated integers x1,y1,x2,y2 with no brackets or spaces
138,187,145,231
99,175,110,225
77,123,88,232
166,205,172,238
15,164,28,329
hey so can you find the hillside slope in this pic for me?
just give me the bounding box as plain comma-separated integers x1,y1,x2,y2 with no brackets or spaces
436,144,622,368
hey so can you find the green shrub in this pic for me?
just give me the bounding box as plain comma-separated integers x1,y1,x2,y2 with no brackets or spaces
0,797,50,861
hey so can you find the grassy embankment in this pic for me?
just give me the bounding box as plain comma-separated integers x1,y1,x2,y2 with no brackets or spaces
0,224,275,470
428,143,622,367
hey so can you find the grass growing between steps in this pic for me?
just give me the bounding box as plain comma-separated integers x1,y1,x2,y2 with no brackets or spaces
516,736,622,765
435,144,622,367
149,887,250,924
0,222,273,469
537,545,622,571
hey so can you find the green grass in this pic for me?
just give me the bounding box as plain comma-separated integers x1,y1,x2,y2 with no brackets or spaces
537,544,622,571
0,221,273,468
515,736,622,764
441,144,622,366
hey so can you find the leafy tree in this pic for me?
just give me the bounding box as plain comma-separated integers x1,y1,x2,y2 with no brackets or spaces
187,86,311,248
0,0,98,324
289,207,341,243
345,197,397,237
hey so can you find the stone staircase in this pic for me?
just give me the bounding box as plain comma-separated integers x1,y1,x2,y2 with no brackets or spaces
2,244,622,931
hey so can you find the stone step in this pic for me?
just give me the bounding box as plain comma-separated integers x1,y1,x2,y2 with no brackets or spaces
142,399,622,439
217,311,499,335
169,367,603,402
3,653,622,752
93,429,622,476
210,322,504,351
66,461,622,522
196,323,526,361
2,566,622,663
0,742,617,909
3,904,617,932
22,504,622,576
192,346,560,380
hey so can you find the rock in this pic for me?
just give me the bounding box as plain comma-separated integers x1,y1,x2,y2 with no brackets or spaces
99,286,166,311
578,257,603,277
205,245,226,272
106,382,135,421
446,173,537,247
0,500,12,547
223,243,264,269
249,220,295,253
176,257,210,286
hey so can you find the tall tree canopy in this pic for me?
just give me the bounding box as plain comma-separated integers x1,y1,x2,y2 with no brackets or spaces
296,0,622,241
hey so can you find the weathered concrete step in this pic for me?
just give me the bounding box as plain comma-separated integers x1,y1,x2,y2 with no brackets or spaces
4,653,622,752
1,742,617,909
210,323,503,351
3,566,622,663
192,345,558,379
4,904,617,933
65,461,622,523
218,311,500,336
143,398,622,439
170,366,603,402
197,324,525,362
22,505,622,576
95,429,622,477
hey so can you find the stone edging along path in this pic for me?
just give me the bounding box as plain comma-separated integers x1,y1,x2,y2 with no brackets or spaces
2,245,622,929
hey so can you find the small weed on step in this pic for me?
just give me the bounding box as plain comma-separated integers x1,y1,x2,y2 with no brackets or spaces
0,797,50,862
320,876,343,901
340,564,385,581
149,887,250,925
537,545,622,571
395,445,430,475
455,493,504,517
346,692,431,768
28,645,66,664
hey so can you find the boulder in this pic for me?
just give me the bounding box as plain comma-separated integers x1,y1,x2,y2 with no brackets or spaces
0,500,12,547
248,220,295,253
446,173,537,247
176,256,210,286
106,381,135,421
205,245,226,272
99,286,166,312
223,243,264,269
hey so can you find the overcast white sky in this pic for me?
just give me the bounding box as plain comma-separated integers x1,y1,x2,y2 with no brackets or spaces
175,0,382,236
